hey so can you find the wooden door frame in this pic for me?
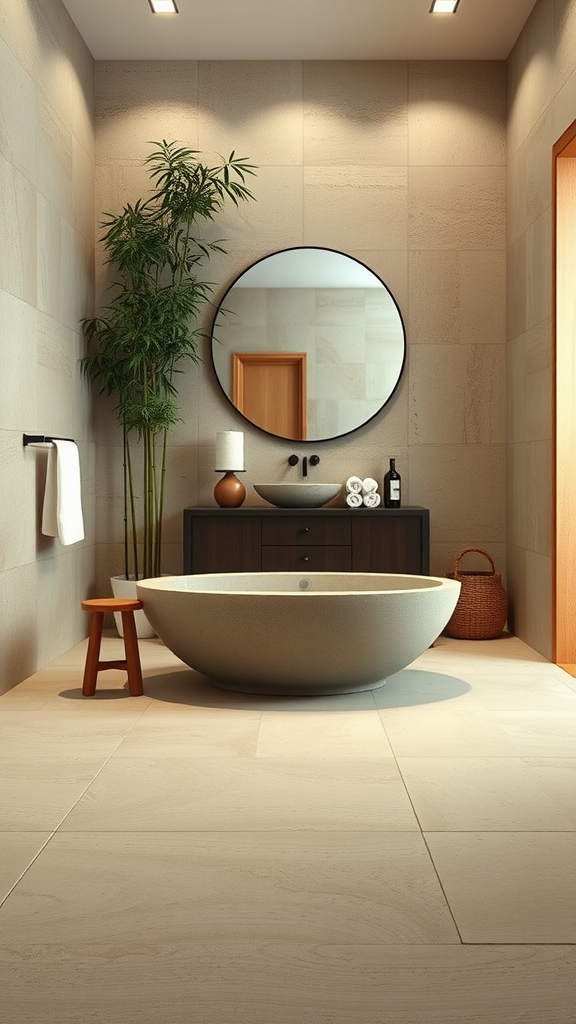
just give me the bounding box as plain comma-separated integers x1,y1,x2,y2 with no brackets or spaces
552,119,576,666
232,352,307,439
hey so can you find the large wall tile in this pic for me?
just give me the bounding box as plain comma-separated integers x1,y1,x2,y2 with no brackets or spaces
304,165,407,251
506,233,527,342
0,154,37,304
0,291,37,431
408,62,506,167
507,336,526,445
408,444,506,549
524,548,553,660
526,210,552,330
507,319,553,453
36,92,73,220
551,63,576,142
0,431,39,572
524,106,555,229
507,543,553,660
525,318,552,442
206,165,303,254
553,0,576,95
409,345,506,446
0,34,37,184
0,562,38,694
408,166,505,251
35,550,77,664
36,314,90,442
408,250,506,347
507,143,528,248
303,61,408,166
199,61,302,166
0,0,39,75
507,438,552,558
507,0,555,157
96,62,200,163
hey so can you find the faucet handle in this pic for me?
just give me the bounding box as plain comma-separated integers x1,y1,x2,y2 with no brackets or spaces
288,455,299,466
310,455,320,467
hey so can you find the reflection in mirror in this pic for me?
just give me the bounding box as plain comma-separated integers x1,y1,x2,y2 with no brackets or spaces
210,247,406,442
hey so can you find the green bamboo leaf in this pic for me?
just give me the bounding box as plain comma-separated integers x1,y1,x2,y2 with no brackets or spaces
81,139,257,577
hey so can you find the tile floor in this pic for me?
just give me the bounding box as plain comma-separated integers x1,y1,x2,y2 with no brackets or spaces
1,632,576,1023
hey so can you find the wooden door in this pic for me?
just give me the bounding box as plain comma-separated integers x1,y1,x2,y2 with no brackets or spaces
553,121,576,671
232,352,307,439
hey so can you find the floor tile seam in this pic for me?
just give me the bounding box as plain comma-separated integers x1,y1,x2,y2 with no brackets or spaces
44,828,442,837
51,747,138,834
401,823,576,831
54,826,428,834
393,754,576,760
96,699,185,756
458,940,576,946
418,829,464,944
403,828,576,834
0,831,57,909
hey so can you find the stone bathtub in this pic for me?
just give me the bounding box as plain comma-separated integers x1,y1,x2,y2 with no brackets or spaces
137,572,461,696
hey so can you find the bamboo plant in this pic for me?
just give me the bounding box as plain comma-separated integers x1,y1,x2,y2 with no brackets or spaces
81,140,256,579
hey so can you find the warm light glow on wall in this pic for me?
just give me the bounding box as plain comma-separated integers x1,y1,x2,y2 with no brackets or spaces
148,0,178,13
430,0,460,12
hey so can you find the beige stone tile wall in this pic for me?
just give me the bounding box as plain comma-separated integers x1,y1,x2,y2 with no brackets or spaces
506,0,576,657
0,0,95,693
93,59,507,594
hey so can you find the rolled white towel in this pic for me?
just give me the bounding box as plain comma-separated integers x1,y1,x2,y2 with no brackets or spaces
346,476,363,494
363,491,381,508
362,477,378,494
346,491,363,508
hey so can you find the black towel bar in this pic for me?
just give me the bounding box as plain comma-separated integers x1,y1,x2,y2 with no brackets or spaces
23,433,74,447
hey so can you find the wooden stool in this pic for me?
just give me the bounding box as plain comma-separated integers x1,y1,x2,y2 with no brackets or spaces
81,598,144,697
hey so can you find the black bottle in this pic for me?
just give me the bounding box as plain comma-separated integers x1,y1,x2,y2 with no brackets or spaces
383,458,401,508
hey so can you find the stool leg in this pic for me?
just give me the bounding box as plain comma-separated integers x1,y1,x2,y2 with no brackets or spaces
121,611,144,696
82,611,104,697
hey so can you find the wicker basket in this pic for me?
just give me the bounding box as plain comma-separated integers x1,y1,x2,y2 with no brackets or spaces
443,547,508,640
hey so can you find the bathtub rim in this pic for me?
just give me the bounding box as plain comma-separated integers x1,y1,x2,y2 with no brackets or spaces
137,571,458,598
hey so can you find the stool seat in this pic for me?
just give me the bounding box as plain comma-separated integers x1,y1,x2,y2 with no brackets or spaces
81,598,143,613
81,597,144,697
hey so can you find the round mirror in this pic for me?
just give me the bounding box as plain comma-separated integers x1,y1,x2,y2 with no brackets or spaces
210,246,406,442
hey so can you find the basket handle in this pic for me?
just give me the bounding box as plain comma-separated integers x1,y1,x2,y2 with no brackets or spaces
453,547,496,576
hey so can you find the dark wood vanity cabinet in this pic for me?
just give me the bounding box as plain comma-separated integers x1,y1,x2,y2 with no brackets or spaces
183,507,429,576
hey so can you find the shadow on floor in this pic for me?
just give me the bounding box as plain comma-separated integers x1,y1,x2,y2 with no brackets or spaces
59,666,471,710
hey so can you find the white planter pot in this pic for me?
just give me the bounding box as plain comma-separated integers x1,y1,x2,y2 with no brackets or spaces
110,575,156,638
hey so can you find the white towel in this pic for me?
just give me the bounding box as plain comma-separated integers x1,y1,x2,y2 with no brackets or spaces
41,440,85,546
362,477,378,494
346,491,363,508
363,492,381,508
346,476,363,493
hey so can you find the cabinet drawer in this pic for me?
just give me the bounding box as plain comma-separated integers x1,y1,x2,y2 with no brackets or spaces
352,517,423,574
261,516,351,546
188,516,261,573
262,546,352,572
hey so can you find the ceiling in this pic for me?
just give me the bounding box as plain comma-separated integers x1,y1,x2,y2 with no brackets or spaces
60,0,538,62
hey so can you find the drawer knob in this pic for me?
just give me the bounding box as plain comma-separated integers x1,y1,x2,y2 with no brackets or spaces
302,527,309,534
302,555,310,562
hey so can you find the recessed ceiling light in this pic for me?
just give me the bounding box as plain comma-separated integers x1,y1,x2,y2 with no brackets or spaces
148,0,178,13
430,0,460,12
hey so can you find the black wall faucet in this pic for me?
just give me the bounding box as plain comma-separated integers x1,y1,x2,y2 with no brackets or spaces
288,454,320,478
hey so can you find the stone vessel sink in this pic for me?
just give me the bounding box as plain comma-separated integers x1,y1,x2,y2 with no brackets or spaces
254,483,342,508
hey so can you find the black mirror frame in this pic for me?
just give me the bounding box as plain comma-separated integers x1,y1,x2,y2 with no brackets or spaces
209,246,407,443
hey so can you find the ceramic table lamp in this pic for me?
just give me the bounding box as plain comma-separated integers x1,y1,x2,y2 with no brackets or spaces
214,431,246,507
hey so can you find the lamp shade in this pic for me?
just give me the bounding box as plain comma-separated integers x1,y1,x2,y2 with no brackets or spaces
215,431,244,472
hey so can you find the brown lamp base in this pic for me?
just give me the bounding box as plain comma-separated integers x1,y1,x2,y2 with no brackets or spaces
214,471,246,508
